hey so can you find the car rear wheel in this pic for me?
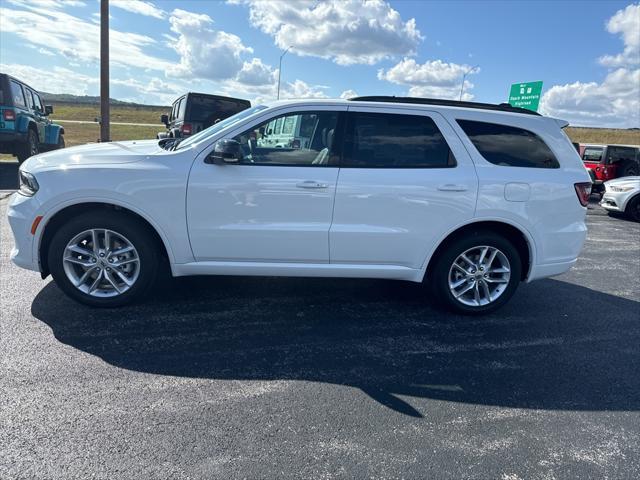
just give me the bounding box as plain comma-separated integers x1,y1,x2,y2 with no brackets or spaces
16,129,39,163
48,211,159,307
625,196,640,222
429,231,522,315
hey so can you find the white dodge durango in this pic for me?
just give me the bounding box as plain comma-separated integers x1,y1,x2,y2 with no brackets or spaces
8,97,592,314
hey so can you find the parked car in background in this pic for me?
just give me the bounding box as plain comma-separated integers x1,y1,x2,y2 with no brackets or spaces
581,144,640,194
0,73,65,163
9,96,591,314
158,92,250,139
600,176,640,222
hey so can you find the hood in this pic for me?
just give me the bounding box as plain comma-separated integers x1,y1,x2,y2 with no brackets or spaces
24,140,164,171
605,176,640,186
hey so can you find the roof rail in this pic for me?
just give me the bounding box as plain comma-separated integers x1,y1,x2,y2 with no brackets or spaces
348,96,541,116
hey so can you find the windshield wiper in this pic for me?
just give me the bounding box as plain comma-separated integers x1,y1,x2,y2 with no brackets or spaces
169,138,184,151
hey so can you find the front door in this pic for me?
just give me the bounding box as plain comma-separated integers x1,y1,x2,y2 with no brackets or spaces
187,107,345,263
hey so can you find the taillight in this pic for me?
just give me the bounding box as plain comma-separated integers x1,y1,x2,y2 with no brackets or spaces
574,182,591,207
3,109,15,121
181,123,192,135
595,166,601,172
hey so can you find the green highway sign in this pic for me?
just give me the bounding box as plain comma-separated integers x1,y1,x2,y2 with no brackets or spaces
508,81,543,111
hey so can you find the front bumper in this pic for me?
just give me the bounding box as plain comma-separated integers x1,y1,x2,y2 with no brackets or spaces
601,190,634,213
7,192,41,272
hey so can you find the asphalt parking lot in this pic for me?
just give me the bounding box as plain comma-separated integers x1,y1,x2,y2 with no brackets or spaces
1,176,639,479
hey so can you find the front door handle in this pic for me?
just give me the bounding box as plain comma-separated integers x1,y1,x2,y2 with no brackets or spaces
296,180,329,189
437,184,468,192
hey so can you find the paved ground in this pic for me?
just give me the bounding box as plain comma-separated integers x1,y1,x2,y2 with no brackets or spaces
1,182,639,479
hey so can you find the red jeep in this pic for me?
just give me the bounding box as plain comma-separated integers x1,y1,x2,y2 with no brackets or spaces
581,144,640,194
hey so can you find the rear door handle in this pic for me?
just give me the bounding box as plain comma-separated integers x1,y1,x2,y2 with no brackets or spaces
296,180,329,189
437,184,468,192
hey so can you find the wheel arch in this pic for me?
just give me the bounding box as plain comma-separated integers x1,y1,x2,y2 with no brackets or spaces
422,219,535,282
38,201,173,277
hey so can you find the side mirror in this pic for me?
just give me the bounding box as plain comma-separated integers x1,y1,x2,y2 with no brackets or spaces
206,138,243,164
44,105,53,115
160,114,169,127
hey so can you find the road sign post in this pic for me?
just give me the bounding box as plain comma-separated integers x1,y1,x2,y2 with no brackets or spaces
508,81,543,112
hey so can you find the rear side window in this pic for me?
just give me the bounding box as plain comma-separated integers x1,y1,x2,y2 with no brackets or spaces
582,147,604,163
10,80,26,108
457,119,560,168
342,112,455,168
187,96,249,123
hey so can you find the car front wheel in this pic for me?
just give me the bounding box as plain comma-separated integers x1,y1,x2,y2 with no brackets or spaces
48,211,159,307
430,231,522,315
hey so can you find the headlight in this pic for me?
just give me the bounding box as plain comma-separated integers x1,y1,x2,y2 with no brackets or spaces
18,170,39,196
609,185,634,192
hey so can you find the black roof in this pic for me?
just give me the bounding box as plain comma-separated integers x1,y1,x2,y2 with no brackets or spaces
348,96,541,116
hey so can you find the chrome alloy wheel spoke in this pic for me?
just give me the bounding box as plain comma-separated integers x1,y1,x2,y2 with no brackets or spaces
62,228,140,298
448,245,511,307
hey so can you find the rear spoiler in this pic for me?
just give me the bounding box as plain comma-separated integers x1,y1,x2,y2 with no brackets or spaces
551,118,570,129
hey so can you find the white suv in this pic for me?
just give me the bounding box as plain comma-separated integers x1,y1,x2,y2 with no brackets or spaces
8,97,591,314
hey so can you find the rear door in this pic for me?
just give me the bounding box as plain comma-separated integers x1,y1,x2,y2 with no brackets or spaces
329,107,478,268
26,89,46,142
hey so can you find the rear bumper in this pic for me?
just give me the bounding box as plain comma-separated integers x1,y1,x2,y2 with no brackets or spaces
527,258,578,282
0,131,25,144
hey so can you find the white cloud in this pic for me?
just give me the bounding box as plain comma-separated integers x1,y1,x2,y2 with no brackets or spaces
340,89,358,99
0,3,171,71
236,58,277,86
167,8,252,80
540,68,639,127
599,3,640,67
378,58,478,100
111,0,166,20
541,3,640,127
111,77,184,105
233,0,423,65
0,63,98,96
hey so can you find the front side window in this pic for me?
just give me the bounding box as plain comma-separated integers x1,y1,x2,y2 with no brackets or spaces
32,92,44,112
10,81,26,108
231,111,339,166
342,112,455,168
457,119,560,168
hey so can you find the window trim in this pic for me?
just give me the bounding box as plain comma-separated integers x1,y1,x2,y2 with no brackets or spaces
456,118,560,169
338,111,457,169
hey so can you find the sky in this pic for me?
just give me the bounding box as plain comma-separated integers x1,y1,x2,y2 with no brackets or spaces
0,0,638,127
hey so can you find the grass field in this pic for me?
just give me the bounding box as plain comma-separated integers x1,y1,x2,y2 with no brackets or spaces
1,102,639,162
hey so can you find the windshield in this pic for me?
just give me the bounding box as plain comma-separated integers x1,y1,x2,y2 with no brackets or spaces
582,147,604,163
175,105,268,150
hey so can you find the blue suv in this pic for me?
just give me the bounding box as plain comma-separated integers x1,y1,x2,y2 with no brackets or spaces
0,73,65,163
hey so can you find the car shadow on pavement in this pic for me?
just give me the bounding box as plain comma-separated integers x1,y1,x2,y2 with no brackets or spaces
0,161,19,190
31,276,640,418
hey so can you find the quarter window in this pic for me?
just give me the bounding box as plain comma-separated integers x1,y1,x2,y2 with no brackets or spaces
10,81,26,108
232,111,339,166
342,112,455,168
457,119,560,168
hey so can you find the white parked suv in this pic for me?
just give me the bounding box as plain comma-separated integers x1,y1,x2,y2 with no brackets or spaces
8,97,591,314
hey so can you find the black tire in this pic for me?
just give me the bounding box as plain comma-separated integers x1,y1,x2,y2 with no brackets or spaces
622,164,638,177
56,135,65,150
429,231,522,315
16,128,39,163
625,195,640,222
47,210,160,307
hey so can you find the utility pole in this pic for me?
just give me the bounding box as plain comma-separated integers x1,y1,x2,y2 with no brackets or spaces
100,0,110,142
276,46,292,100
459,64,479,101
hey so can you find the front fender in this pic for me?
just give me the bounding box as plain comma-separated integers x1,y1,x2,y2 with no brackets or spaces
43,124,64,145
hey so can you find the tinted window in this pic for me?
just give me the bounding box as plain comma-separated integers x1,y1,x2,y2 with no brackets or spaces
606,147,637,164
342,112,455,168
10,80,26,108
187,96,249,124
32,91,44,112
458,119,559,168
232,111,339,166
177,97,187,120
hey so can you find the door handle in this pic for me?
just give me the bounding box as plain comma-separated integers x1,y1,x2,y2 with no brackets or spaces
437,184,468,192
296,180,328,189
